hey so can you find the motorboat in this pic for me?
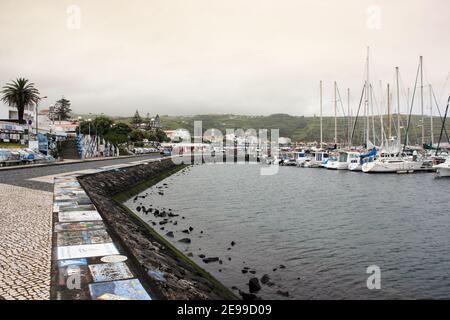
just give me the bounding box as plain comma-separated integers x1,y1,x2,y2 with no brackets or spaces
326,151,360,170
434,157,450,177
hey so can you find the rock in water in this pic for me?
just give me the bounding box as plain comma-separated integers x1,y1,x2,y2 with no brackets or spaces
239,290,257,301
203,257,219,263
261,274,270,284
189,226,194,232
182,229,190,234
178,238,191,244
165,231,174,238
231,241,236,246
198,254,206,258
276,290,289,297
248,278,261,293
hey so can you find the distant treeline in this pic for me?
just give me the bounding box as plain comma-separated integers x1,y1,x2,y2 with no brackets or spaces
114,113,449,145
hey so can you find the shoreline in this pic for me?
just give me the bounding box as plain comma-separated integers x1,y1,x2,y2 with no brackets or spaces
78,158,238,300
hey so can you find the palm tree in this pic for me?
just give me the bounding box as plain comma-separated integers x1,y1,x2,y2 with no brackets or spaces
1,78,41,123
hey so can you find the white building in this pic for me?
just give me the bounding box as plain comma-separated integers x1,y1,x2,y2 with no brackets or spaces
0,103,36,122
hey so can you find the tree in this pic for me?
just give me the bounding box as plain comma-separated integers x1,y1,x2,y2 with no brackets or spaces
1,78,40,123
130,129,145,142
110,122,131,136
155,129,170,142
131,110,142,128
54,97,72,120
92,116,114,136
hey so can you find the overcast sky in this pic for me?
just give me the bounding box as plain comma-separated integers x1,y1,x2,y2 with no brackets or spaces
0,0,449,117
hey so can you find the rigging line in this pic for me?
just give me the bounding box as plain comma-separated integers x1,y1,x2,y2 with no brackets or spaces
350,84,366,146
435,96,450,156
431,87,450,142
336,84,349,145
403,60,421,150
369,83,387,144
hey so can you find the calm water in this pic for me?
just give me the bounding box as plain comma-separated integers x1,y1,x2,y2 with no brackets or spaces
125,164,450,299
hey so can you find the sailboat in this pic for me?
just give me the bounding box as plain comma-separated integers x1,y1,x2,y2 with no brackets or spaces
433,95,450,177
362,58,432,173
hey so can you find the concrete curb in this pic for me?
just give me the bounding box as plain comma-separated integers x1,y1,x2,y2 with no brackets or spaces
0,154,160,172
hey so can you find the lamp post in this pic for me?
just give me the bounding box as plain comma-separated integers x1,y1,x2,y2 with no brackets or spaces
88,118,92,136
77,116,82,135
35,96,47,136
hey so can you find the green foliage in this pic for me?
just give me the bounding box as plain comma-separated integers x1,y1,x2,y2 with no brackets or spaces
131,110,142,126
1,78,40,123
53,97,72,120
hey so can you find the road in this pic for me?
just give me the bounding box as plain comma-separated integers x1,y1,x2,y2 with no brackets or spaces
0,154,161,192
0,154,160,300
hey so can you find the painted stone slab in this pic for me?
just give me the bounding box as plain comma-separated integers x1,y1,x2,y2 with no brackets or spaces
58,258,88,268
89,279,151,300
58,211,102,222
88,262,134,282
57,265,89,287
59,204,97,212
57,243,119,260
55,221,105,232
101,255,128,263
57,230,112,246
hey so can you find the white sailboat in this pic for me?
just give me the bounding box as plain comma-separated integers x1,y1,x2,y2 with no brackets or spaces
434,157,450,177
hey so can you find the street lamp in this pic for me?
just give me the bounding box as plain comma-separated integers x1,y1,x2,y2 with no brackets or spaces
77,116,83,135
36,96,47,135
88,118,92,136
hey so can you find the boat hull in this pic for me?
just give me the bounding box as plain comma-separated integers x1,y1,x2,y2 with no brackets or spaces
326,161,348,170
362,160,424,173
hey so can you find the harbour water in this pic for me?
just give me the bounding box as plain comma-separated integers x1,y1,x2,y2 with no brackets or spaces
125,164,450,299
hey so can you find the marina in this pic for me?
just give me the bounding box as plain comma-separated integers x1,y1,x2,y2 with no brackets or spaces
126,163,450,299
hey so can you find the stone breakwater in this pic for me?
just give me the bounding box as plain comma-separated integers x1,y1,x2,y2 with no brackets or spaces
78,158,237,300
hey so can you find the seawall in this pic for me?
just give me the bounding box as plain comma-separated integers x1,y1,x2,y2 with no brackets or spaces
77,158,238,300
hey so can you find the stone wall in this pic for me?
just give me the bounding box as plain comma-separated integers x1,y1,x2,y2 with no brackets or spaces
78,158,237,300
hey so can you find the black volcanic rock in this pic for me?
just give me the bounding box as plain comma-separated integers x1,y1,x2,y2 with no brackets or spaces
203,257,219,263
261,274,270,284
276,290,289,297
165,231,174,238
178,238,191,244
248,278,261,293
239,290,257,300
198,254,206,258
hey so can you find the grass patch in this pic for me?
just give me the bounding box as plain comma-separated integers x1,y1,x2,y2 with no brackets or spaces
113,164,239,300
0,142,26,149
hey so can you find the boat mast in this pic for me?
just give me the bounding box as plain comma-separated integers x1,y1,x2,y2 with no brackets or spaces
429,84,433,146
320,80,323,148
347,88,351,147
420,56,424,146
334,81,337,146
387,83,391,139
365,47,370,147
395,66,401,145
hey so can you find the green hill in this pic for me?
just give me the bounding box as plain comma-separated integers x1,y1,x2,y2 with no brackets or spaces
111,113,449,146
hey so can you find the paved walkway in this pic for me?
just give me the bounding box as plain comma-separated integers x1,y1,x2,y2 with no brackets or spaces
0,184,52,300
0,154,162,300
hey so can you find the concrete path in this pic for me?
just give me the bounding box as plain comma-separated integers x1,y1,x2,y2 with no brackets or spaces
0,154,162,300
